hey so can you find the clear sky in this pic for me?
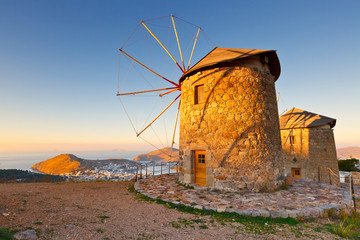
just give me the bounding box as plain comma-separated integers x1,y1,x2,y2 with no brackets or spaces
0,0,359,153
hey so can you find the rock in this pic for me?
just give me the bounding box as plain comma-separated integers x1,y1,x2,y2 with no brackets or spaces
194,205,203,210
259,209,270,217
251,210,260,217
270,211,281,218
216,204,227,212
286,210,299,218
14,229,37,240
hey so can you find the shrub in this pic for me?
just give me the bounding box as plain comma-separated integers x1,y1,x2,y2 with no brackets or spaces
338,158,359,172
330,212,360,239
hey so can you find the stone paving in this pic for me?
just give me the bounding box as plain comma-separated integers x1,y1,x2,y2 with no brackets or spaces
135,174,358,219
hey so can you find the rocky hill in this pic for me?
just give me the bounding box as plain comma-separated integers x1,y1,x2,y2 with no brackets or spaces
134,147,179,162
32,154,136,175
337,146,360,159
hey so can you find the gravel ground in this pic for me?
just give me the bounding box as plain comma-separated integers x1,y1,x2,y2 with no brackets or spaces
0,181,343,239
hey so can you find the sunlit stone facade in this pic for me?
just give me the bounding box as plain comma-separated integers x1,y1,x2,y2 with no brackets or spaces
178,50,285,192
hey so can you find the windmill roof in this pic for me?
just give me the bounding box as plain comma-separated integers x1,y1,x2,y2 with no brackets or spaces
279,108,336,130
179,47,281,82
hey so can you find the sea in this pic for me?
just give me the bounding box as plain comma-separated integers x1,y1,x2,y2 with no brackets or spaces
0,150,144,171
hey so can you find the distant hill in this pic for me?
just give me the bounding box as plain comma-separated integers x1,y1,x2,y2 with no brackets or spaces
32,154,135,175
337,146,360,159
0,169,64,183
134,147,179,162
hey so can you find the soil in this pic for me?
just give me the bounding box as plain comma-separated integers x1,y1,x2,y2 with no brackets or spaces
0,181,343,240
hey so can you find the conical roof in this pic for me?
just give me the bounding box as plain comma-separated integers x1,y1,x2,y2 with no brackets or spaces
179,47,281,82
279,108,336,130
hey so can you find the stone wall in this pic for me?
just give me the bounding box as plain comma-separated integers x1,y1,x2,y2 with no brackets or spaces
179,64,284,193
281,125,339,185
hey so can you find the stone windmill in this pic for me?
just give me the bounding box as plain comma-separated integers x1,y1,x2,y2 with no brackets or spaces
118,16,285,193
178,48,284,192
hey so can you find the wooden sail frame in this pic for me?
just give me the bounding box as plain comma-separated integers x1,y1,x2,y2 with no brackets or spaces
117,15,213,151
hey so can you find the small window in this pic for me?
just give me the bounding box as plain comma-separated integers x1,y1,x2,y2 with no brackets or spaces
194,85,204,104
198,154,205,163
289,135,295,145
292,168,301,178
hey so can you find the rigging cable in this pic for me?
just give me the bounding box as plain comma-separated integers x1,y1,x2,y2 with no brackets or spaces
118,97,138,135
121,23,141,50
141,25,153,69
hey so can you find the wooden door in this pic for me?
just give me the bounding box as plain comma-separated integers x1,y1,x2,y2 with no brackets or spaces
292,168,301,178
194,150,206,186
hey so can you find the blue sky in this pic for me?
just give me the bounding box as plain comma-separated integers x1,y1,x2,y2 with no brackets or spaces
0,0,359,152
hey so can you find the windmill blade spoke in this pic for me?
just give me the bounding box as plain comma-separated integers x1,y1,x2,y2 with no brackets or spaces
159,87,180,97
120,49,179,87
117,87,178,96
141,20,185,73
171,14,185,70
187,27,200,71
137,94,181,137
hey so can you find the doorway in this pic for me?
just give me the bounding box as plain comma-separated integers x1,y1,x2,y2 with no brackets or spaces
194,150,206,186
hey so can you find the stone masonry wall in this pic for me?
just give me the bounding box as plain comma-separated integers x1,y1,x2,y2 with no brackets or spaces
282,126,339,185
179,66,284,193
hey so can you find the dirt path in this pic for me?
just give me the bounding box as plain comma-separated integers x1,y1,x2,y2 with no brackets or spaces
0,181,341,239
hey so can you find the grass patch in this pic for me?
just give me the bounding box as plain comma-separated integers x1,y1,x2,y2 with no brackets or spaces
97,215,110,223
44,228,55,237
96,228,104,233
127,181,136,193
34,221,43,225
0,227,16,240
330,212,360,239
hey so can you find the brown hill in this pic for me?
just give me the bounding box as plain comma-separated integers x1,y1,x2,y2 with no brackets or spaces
32,154,136,175
32,154,85,175
134,147,179,162
337,146,360,159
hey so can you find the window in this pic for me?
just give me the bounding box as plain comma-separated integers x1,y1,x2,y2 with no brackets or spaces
198,154,205,163
194,85,204,104
292,168,301,178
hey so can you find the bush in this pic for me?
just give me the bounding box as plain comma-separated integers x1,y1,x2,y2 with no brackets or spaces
0,227,15,239
338,158,359,172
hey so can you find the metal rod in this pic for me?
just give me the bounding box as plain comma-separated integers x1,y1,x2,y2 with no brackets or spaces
117,87,178,96
141,21,185,73
159,88,180,97
350,175,357,212
171,14,185,71
168,162,170,174
119,49,179,87
136,165,138,181
187,27,200,71
140,165,142,179
145,163,148,178
153,162,155,176
161,163,163,175
137,94,181,137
